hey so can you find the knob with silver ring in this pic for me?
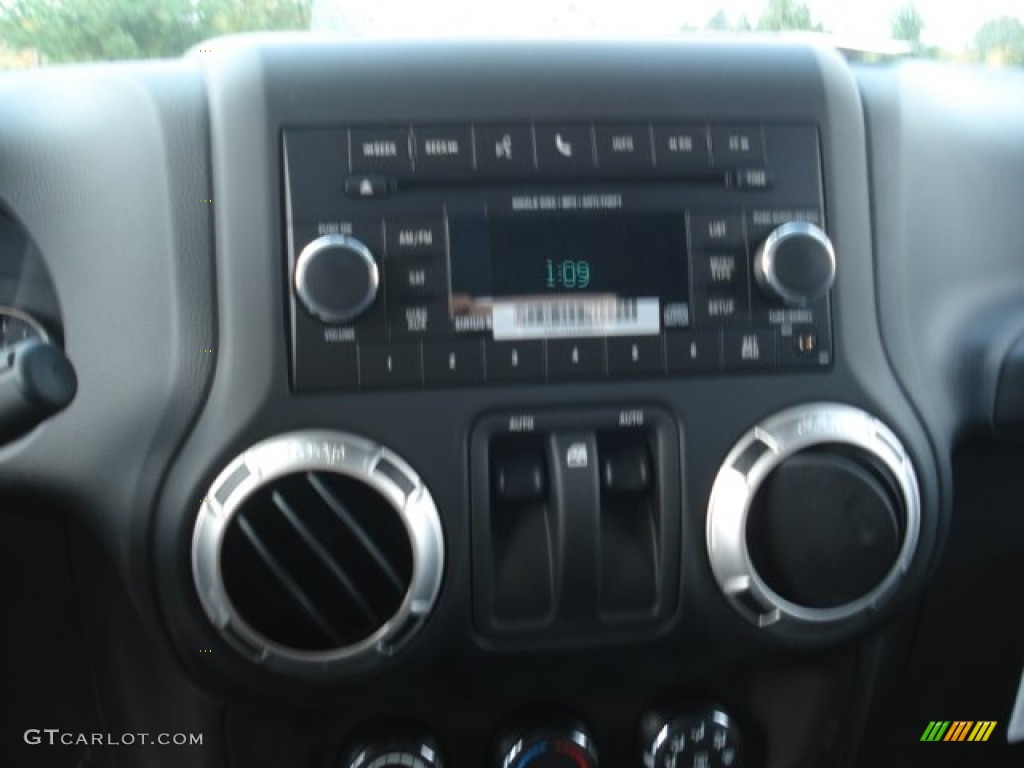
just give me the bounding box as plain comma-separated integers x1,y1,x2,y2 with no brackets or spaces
706,403,921,628
294,234,380,323
191,430,445,680
497,723,598,768
753,221,836,307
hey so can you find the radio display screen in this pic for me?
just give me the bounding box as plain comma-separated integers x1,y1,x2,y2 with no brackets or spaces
449,212,689,339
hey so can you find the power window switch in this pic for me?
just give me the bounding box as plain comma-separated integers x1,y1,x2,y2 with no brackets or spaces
493,453,548,503
600,440,651,494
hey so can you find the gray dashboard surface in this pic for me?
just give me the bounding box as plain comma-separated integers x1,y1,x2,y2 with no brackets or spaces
0,62,216,617
856,62,1024,443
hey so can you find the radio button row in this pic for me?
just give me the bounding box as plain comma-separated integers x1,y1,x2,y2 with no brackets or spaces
385,219,445,258
690,214,746,245
474,123,535,174
711,124,764,165
594,124,653,172
387,260,447,299
695,292,748,325
667,331,722,373
607,336,666,376
534,124,595,172
359,343,422,387
413,124,474,175
349,127,413,175
653,124,710,171
693,251,748,290
389,302,450,337
485,340,545,381
547,338,606,378
723,330,777,369
423,340,485,385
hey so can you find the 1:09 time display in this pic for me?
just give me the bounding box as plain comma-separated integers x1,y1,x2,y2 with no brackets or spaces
544,259,592,290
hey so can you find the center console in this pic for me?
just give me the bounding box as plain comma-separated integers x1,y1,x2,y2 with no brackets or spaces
154,40,946,768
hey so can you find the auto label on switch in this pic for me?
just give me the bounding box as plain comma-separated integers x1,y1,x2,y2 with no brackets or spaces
566,442,589,468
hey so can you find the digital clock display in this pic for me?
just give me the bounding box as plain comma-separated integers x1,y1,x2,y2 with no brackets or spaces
483,212,688,300
448,211,689,337
545,259,591,290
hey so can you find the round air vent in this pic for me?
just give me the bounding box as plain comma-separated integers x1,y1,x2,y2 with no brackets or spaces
192,431,444,679
706,404,921,628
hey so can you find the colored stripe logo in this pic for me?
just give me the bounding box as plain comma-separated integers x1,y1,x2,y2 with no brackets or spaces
920,720,997,742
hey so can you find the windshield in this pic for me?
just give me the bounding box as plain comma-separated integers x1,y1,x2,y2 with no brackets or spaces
1,0,1022,68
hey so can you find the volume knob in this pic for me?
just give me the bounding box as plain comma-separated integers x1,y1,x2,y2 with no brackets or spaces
753,222,836,307
294,234,379,323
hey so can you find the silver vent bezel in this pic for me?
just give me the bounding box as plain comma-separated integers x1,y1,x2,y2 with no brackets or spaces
192,430,444,678
706,403,921,628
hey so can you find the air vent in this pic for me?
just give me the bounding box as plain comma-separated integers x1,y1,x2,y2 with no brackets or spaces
192,432,444,679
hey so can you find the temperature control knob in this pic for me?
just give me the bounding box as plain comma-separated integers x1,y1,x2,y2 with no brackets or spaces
641,707,741,768
294,234,379,323
341,737,444,768
753,221,836,307
498,724,598,768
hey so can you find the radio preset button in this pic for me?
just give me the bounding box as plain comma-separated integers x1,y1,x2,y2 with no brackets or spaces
349,127,413,174
387,260,446,299
711,124,764,165
723,329,777,369
359,343,423,387
413,124,474,175
547,338,606,378
485,340,545,381
474,124,535,174
595,124,653,172
385,219,445,258
607,336,666,376
389,301,450,337
423,340,485,385
534,123,596,173
653,124,710,171
667,331,723,373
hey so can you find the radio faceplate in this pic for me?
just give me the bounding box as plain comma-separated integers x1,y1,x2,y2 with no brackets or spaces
284,121,832,391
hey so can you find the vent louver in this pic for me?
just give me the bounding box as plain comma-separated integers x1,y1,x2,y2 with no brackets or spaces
192,432,444,679
221,471,413,652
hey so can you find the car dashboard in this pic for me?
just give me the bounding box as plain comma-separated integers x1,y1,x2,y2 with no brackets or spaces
0,36,1023,768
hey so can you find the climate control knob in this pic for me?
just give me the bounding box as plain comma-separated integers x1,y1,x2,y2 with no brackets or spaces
342,737,443,768
753,221,836,307
294,234,379,323
498,723,598,768
641,707,741,768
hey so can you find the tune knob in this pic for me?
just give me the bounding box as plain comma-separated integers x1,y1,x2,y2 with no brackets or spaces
294,234,379,323
498,723,598,768
753,222,836,307
641,707,742,768
342,737,443,768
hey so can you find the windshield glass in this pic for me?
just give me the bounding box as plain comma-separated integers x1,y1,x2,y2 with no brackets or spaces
1,0,1022,68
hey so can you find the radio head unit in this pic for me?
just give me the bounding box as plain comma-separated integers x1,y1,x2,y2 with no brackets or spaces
283,121,833,391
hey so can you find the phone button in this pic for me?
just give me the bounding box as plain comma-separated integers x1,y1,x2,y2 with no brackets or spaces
535,124,595,174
